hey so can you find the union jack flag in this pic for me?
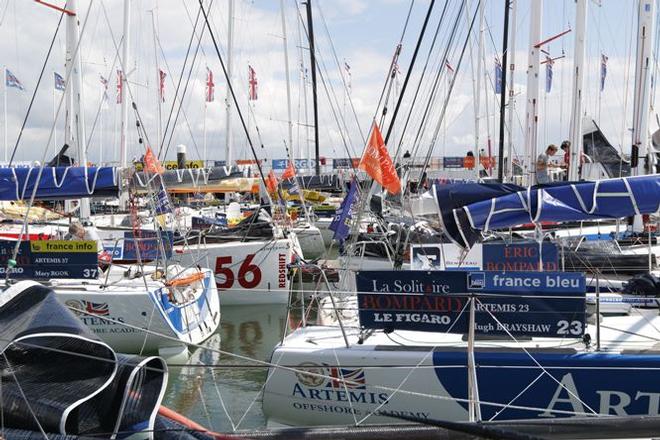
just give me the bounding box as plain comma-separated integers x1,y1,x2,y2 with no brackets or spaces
327,367,366,389
83,301,109,316
116,69,123,104
159,69,166,102
54,72,65,91
5,69,24,90
205,67,215,102
248,65,258,100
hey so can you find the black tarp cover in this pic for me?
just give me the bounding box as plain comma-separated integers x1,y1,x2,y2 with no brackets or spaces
0,281,167,438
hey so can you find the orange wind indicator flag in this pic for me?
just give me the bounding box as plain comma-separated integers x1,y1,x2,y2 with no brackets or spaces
281,161,296,180
266,169,278,193
144,146,165,174
359,122,401,194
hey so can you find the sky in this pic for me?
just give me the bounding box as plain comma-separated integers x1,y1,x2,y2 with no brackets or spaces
0,0,652,168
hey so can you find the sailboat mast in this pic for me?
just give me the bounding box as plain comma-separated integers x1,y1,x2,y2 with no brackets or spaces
304,0,320,176
225,0,234,167
568,0,587,181
119,0,130,170
523,0,542,185
506,0,517,181
66,0,90,219
151,11,162,156
280,0,294,161
631,0,656,176
474,0,484,182
497,0,510,182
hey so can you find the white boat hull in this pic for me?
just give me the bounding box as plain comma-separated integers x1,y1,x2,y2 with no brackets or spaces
263,320,660,427
53,267,220,359
176,236,301,305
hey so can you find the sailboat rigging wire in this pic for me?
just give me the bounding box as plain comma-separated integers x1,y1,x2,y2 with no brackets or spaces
414,1,479,193
157,1,203,159
153,34,204,161
0,313,635,420
161,1,210,161
197,0,269,188
2,352,49,440
476,297,599,417
313,2,365,150
383,0,435,146
401,0,466,188
293,3,359,162
7,0,95,277
391,0,452,165
7,6,65,166
84,36,121,154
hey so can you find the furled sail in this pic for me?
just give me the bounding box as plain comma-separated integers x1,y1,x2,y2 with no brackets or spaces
0,166,119,200
432,182,524,247
451,175,660,248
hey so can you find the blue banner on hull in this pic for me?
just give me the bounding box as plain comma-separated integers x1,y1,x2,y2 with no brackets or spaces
104,231,173,261
356,271,586,337
432,350,660,420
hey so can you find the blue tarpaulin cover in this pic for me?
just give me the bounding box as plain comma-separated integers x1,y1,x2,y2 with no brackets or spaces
0,166,118,200
433,182,524,248
452,175,660,248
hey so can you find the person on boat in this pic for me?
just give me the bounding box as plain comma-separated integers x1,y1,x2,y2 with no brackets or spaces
536,144,561,184
65,221,111,267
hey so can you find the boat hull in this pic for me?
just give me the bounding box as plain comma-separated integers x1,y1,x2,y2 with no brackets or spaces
263,327,660,426
176,237,299,305
54,268,220,359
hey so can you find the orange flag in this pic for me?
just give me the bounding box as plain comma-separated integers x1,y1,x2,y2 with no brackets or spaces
144,146,164,174
266,169,278,193
359,123,401,194
281,161,296,180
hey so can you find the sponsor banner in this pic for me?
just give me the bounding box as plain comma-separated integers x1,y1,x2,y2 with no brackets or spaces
273,159,317,170
410,244,482,270
30,240,97,253
214,160,226,167
412,242,558,272
163,160,204,170
443,157,465,169
333,158,351,169
483,242,559,271
0,240,98,279
136,160,204,171
104,231,173,261
468,271,585,293
356,270,585,337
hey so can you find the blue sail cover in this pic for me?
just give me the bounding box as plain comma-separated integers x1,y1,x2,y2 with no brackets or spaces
433,182,524,247
454,175,660,248
0,166,119,200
